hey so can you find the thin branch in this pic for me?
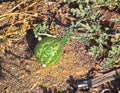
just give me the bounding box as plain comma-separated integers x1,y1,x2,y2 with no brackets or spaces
6,0,28,13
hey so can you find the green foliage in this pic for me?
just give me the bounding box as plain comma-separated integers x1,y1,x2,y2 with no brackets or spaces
33,22,49,38
60,27,74,45
112,16,120,23
102,58,115,68
65,0,120,8
65,0,120,68
109,46,120,58
90,46,100,57
78,33,91,46
33,22,74,45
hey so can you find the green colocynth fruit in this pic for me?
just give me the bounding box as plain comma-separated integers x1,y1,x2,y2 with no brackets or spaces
34,37,62,67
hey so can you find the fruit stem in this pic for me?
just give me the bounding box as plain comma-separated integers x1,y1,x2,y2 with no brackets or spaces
38,33,56,38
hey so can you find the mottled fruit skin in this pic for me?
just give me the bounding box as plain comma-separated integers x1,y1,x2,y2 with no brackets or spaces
34,37,62,66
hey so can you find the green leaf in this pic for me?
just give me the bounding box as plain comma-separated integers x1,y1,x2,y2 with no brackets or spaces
33,22,49,38
103,58,115,68
90,46,100,57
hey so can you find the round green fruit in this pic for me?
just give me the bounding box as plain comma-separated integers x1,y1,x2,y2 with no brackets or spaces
34,37,62,66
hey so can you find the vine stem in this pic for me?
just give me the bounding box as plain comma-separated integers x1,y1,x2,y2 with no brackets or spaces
37,33,57,38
